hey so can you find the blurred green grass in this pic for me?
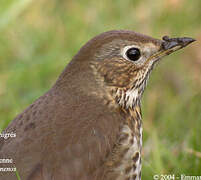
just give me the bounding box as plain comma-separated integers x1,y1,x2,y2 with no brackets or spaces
0,0,201,177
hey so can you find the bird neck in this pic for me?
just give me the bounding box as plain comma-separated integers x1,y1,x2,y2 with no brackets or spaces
105,87,143,179
108,86,143,147
121,105,142,146
112,86,142,129
119,107,142,180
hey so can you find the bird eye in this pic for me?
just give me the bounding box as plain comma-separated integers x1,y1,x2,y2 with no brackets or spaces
126,48,141,61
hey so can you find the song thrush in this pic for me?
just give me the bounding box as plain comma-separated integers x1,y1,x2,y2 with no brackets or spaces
0,30,195,180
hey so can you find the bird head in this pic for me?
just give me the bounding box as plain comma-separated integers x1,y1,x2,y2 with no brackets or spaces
61,30,195,109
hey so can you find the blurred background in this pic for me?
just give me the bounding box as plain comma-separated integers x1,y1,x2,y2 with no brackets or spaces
0,0,201,178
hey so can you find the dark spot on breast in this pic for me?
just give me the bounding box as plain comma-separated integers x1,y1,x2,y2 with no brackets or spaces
129,138,134,144
132,174,137,180
132,152,139,162
115,96,119,103
24,122,36,131
125,166,132,174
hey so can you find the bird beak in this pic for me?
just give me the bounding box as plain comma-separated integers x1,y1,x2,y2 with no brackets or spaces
161,36,196,53
147,36,196,63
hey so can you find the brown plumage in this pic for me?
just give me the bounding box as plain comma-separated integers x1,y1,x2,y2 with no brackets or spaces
0,30,195,180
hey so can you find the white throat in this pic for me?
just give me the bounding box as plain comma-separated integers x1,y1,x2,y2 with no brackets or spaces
116,88,140,109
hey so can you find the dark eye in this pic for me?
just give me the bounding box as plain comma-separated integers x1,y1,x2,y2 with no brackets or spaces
126,48,141,61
